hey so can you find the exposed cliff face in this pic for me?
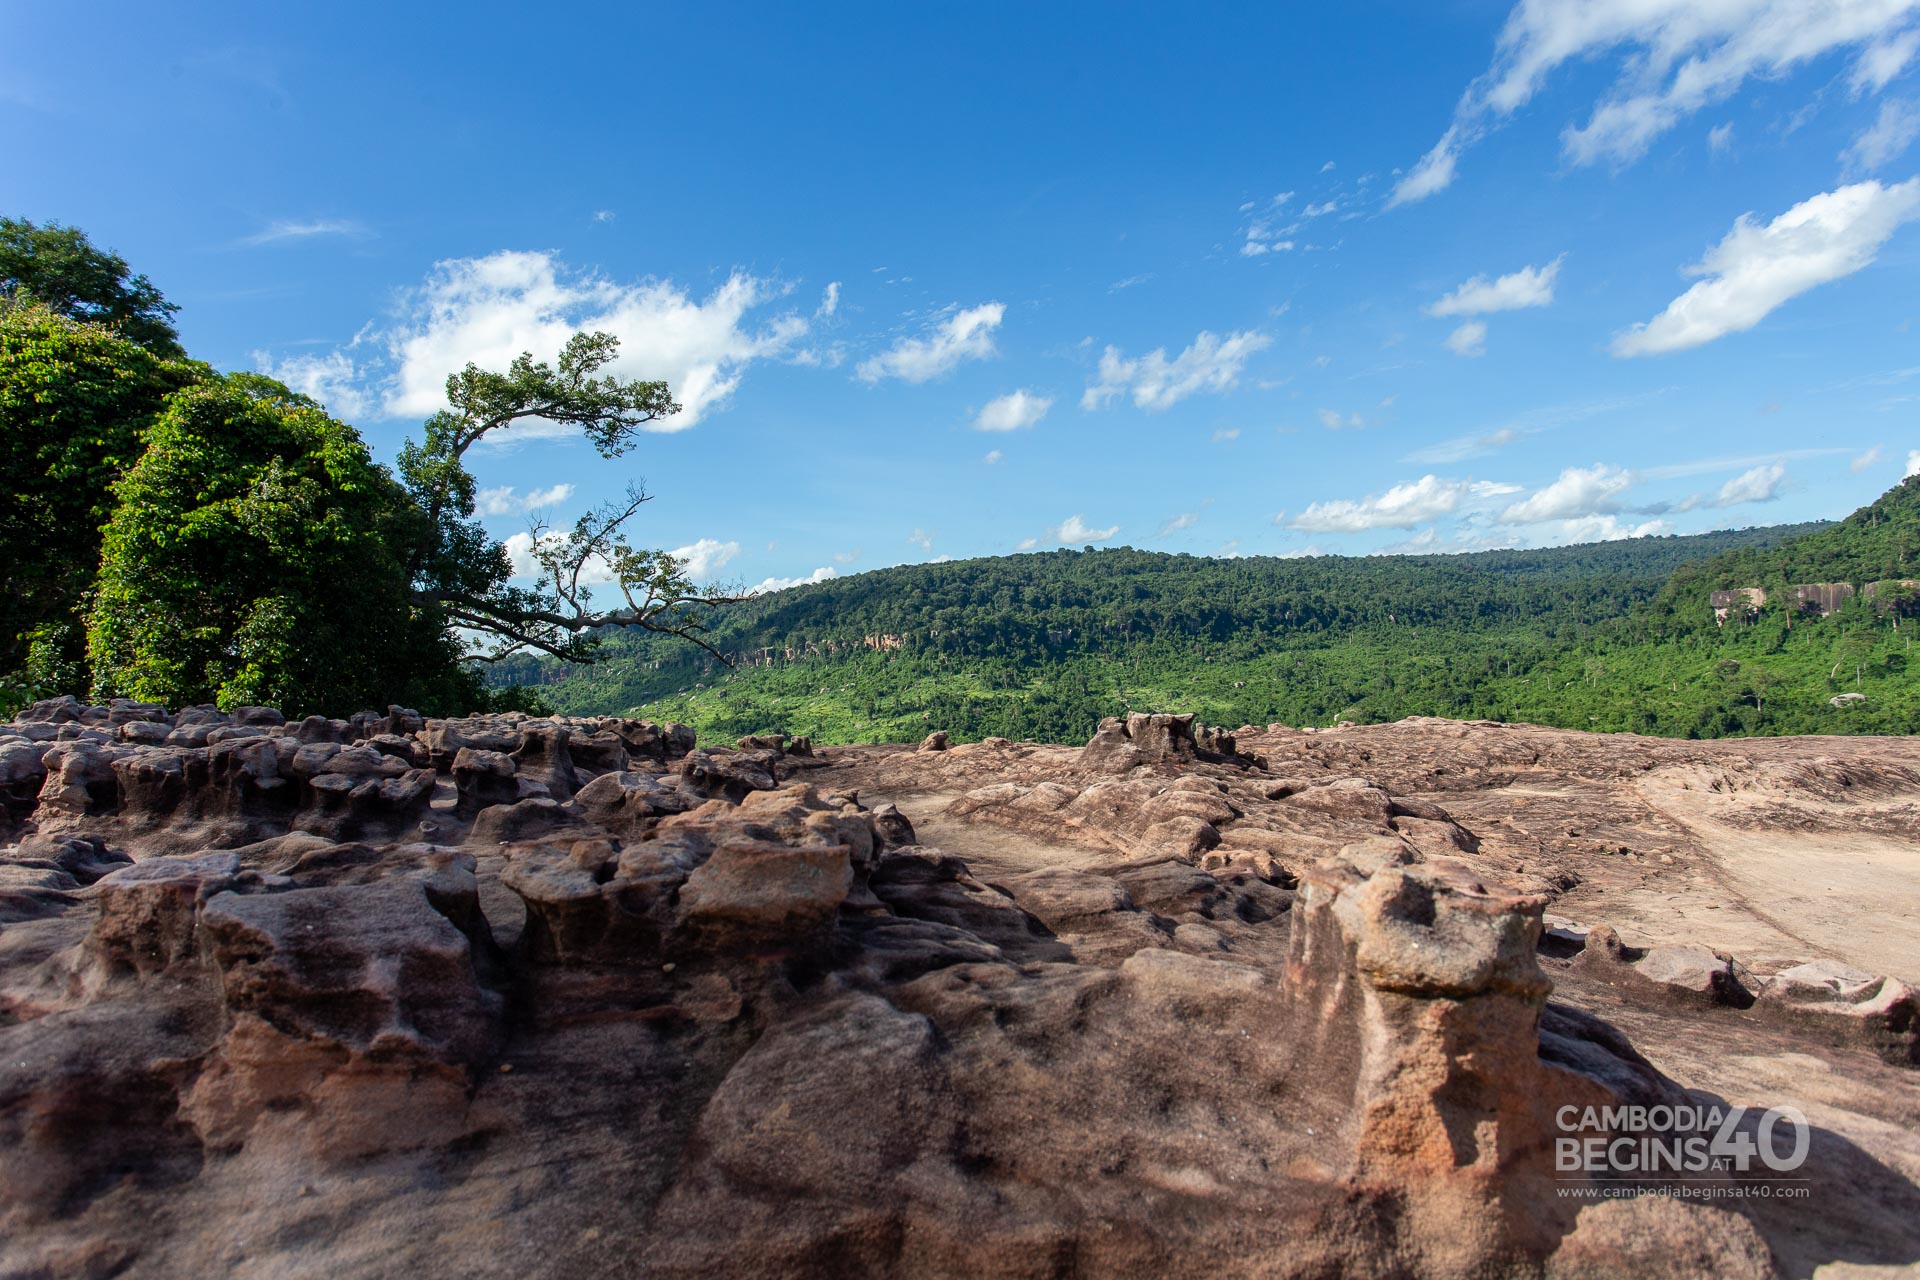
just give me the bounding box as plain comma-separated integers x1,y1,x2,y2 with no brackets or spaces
1,698,1915,1277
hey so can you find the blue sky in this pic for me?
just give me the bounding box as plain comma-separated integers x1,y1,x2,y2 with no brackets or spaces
7,1,1920,592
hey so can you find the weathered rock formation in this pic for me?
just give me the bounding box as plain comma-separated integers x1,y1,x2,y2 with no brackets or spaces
1,700,1916,1277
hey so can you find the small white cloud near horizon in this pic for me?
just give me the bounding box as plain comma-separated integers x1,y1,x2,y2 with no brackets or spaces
1445,320,1489,357
973,389,1053,431
1713,463,1787,506
1083,329,1271,411
749,566,838,595
669,537,742,579
1502,464,1633,523
832,549,861,565
909,528,935,551
476,483,577,517
1853,445,1885,471
1051,514,1120,544
856,302,1004,383
1908,449,1920,477
1157,511,1200,537
1292,475,1519,532
1612,179,1920,357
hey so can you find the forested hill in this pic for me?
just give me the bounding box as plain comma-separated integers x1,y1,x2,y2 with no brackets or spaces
492,511,1898,744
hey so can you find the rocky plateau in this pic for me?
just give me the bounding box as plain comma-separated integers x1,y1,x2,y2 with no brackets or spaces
2,698,1917,1278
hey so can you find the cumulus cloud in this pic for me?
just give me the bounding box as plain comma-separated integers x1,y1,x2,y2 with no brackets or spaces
367,250,812,429
1853,444,1885,471
253,349,371,419
1389,2,1920,206
1318,408,1366,430
856,302,1003,383
1428,257,1563,316
1502,464,1633,522
818,281,841,317
973,389,1053,431
1844,98,1920,173
1445,321,1488,357
1713,463,1787,506
749,566,838,595
502,529,616,584
1292,476,1519,532
984,449,1004,464
1546,515,1673,543
669,537,742,579
1908,449,1920,477
909,528,935,551
476,483,577,516
1613,179,1920,357
1052,514,1121,543
1083,330,1271,411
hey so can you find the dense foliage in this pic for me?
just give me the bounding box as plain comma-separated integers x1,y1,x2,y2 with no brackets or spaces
0,304,198,686
0,218,184,358
85,374,476,715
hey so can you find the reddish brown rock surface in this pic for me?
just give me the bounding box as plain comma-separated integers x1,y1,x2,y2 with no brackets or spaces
1,697,1916,1277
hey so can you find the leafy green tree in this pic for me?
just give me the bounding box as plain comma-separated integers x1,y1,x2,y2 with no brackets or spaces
0,303,198,684
396,331,739,664
86,373,475,714
1,218,184,358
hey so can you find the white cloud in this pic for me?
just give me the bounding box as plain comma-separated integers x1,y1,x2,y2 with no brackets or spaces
1157,511,1200,536
1109,273,1154,292
240,218,371,247
669,537,742,579
1709,121,1736,153
1389,2,1920,205
1406,427,1519,464
1052,514,1120,543
748,566,838,595
374,250,812,429
1212,427,1241,442
973,389,1053,431
1713,462,1786,505
984,449,1004,464
1502,464,1633,522
1291,475,1518,532
832,549,861,565
1445,320,1488,357
1428,256,1563,316
1844,98,1920,173
1908,449,1920,477
1853,444,1885,471
1613,179,1920,357
476,483,577,516
1317,407,1367,430
253,349,371,419
856,302,1003,383
817,281,841,316
909,528,934,551
503,529,616,584
1546,515,1673,543
1082,330,1271,411
591,210,616,223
